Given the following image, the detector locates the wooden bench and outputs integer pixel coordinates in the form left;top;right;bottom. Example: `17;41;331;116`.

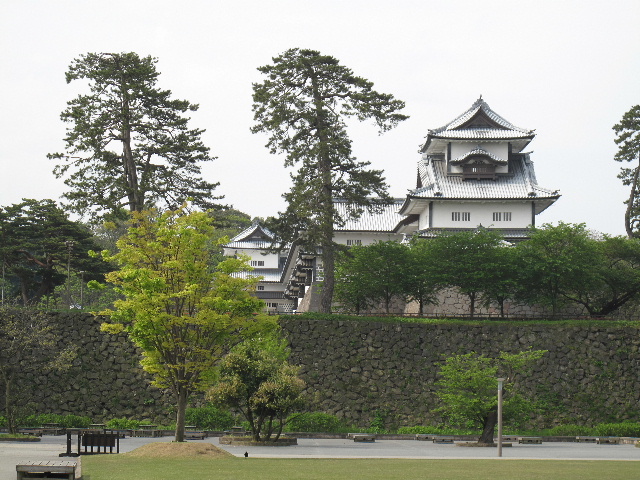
41;423;65;435
16;460;76;480
518;437;542;444
416;434;434;441
81;432;120;454
576;436;598;443
596;437;621;445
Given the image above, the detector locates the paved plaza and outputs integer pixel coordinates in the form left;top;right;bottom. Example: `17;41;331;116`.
1;435;638;479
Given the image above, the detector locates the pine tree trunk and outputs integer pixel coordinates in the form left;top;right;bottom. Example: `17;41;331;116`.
625;161;640;239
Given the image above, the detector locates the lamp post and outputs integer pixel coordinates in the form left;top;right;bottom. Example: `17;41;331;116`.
497;377;505;457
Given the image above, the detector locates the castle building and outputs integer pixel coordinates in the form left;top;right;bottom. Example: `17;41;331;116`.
223;97;559;312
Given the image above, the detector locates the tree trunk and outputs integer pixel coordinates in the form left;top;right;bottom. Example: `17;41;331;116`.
320;241;335;314
625;159;640;239
469;292;476;318
478;409;497;444
174;387;188;442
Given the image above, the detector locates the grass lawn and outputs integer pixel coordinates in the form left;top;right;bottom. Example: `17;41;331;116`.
83;456;640;480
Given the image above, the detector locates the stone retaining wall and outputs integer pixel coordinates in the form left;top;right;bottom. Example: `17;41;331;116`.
3;312;640;430
280;317;640;429
0;312;174;423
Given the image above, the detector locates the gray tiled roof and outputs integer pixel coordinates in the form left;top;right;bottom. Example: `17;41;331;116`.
334;200;405;232
411;155;558;200
417;227;532;239
429;97;533;139
451;147;507;165
225;239;273;249
230;269;283;283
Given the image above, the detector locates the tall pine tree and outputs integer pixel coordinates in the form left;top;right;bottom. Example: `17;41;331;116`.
49;52;221;223
251;49;407;312
613;105;640;238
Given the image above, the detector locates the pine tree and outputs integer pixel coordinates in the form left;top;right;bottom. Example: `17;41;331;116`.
251;48;407;312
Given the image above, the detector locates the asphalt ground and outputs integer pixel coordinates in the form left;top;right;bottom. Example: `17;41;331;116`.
1;435;639;479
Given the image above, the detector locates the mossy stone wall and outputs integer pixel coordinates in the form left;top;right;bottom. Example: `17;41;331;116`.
280;317;640;429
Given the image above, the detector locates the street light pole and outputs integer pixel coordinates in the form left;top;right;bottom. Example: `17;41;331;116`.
497;378;505;457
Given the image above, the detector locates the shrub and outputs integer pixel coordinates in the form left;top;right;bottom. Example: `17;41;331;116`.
594;422;640;437
397;426;476;435
105;418;141;430
19;414;91;428
285;412;347;433
547;424;593;436
184;405;234;430
0;416;6;428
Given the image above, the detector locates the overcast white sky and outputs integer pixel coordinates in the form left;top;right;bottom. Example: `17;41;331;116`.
1;0;639;235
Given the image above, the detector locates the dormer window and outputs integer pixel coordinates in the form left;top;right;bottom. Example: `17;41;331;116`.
462;162;496;180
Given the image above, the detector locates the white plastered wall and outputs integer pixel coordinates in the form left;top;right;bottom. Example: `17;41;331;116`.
432;201;532;229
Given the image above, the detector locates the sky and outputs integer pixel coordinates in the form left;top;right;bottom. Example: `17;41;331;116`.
1;0;639;236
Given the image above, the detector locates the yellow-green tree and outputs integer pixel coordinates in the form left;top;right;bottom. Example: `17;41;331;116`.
100;207;274;441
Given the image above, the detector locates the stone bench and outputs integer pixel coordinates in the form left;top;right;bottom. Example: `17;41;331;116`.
184;430;207;440
416;434;434;441
518;437;542;444
352;434;375;442
576;436;598;443
17;461;76;480
432;436;455;444
596;437;621;445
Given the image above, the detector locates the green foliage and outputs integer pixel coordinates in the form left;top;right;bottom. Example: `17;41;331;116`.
0;199;111;306
184;405;235;430
284;412;346;433
208;335;306;441
435;349;546;442
593;422;640;437
20;414;91;428
426;229;507;317
48;52;220;223
515;224;640;315
99;206;275;441
252;48;407;312
397;426;476;435
335;241;410;313
613;105;640;238
105;418;141;430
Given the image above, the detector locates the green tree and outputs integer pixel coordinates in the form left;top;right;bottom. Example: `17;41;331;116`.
208;336;305;442
613;105;640;238
0;199;110;306
427;229;506;317
435;349;546;444
251;48;408;313
334;241;409;314
555;235;640;316
48;52;221;223
100;207;275;442
515;223;601;315
0;309;76;433
405;239;440;315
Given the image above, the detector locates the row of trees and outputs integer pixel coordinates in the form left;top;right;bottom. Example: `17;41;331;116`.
335;224;640;317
